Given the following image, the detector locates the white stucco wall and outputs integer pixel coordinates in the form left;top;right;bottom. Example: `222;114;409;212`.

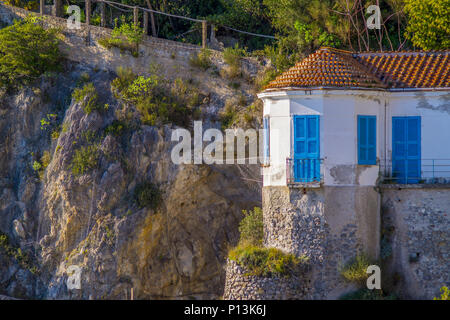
387;91;450;181
259;89;450;187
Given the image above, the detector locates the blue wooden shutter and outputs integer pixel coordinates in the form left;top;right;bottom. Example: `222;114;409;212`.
406;117;420;183
392;117;407;183
358;115;376;165
263;117;270;165
294;115;320;182
392;116;421;184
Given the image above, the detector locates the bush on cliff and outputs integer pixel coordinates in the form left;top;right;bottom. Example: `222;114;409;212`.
111;66;202;127
70;144;100;176
238;207;263;246
134;182;162;210
228;207;308;277
98;16;144;57
339;254;373;284
189;48;212;70
229;245;308;278
72;82;106;115
0;231;39;274
0;15;62;90
434;286;450;300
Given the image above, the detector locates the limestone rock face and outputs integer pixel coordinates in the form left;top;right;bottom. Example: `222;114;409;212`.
0;63;261;299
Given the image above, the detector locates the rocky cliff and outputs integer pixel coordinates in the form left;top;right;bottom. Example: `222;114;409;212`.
0;58;262;299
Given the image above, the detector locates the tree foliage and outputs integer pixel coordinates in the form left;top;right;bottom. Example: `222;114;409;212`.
0;16;62;90
404;0;450;50
238;207;264;246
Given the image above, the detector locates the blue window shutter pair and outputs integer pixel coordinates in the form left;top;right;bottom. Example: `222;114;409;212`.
293;115;320;182
358;115;376;165
263;117;270;165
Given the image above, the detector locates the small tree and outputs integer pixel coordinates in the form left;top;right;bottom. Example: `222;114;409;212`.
238;207;264;246
98;16;144;57
0;15;62;90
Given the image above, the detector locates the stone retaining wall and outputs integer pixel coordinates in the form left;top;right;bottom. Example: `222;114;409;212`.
262;186;379;299
380;186;450;299
223;260;311;300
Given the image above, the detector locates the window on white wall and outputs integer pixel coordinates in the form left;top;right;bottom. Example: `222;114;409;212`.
263;116;270;165
357;115;377;165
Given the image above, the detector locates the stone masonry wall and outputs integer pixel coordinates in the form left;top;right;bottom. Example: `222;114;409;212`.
380;186;450;299
262;186;379;299
223;260;311;300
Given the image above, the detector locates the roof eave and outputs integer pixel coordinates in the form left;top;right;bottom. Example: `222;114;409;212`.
257;86;450;98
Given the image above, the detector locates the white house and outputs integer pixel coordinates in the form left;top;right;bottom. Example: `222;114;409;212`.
258;47;450;187
256;47;449;299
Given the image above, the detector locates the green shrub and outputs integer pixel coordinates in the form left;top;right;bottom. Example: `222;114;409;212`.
98;16;144;57
434;286;450;300
340;254;373;284
219;99;239;130
254;67;279;91
111;66;137;99
219;98;262;130
0;231;38;273
72;82;104;115
32;150;51;180
0;15;62;90
134;182;162;210
229;244;308;278
111;67;202;127
3;0;38;10
105;120;127;137
70;145;99;176
40;113;57;130
339;288;397;300
238;207;263;246
79;72;90;83
222;44;246;79
189;48;212;70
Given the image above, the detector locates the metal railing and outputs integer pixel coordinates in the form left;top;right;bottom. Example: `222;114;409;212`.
286;158;323;184
380;159;450;184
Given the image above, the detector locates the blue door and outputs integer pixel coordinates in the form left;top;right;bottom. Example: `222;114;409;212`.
293;115;320;182
392;117;421;184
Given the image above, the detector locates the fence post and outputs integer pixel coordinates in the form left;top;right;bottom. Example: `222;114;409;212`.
210;24;216;43
143;12;148;35
100;2;106;27
85;0;91;25
202;20;207;49
149;11;157;37
134;6;139;27
40;0;44;15
54;0;62;17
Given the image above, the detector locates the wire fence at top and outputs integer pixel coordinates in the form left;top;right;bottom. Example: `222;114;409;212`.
31;0;276;49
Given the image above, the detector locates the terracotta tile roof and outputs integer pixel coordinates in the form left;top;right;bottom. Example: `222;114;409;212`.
265;47;450;90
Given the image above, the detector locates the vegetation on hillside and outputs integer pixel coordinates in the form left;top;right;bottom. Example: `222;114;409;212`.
134;182;162;210
98;16;145;57
339;254;374;285
0;16;62;90
111;66;202;127
0;231;39;274
434;286;450;300
3;1;448;88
